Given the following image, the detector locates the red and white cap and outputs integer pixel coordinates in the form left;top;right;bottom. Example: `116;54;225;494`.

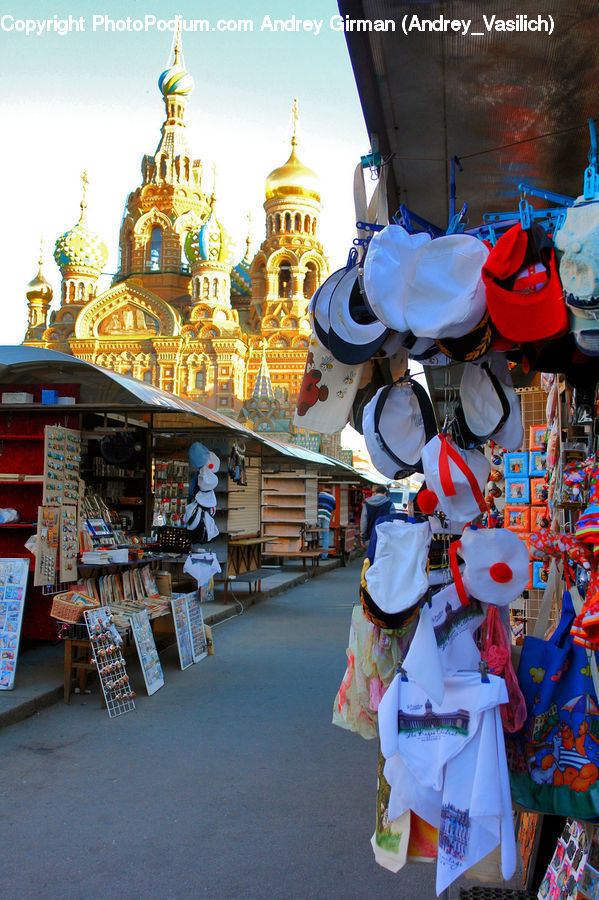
460;525;529;606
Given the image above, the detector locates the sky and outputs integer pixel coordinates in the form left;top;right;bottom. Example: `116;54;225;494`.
1;0;371;347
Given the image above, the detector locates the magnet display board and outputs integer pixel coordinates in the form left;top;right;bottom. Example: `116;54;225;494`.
129;610;164;696
0;558;28;690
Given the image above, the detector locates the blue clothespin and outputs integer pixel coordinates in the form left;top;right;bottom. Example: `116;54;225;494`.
397;664;409;682
479;660;490;684
447;203;468;235
519;196;532;230
584;118;599;200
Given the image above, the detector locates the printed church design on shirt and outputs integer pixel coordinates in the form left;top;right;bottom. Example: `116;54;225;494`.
433;599;483;649
398;700;470;736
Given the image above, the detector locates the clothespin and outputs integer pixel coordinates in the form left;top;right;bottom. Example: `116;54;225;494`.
398;664;409;682
447;202;468;235
479;660;490;684
584;118;599;200
519;195;532;230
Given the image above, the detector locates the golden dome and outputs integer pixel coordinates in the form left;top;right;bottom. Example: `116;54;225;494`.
26;245;53;303
265;145;320;202
265;100;320;202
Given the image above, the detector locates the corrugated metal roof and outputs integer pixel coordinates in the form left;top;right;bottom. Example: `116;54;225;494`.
339;0;599;229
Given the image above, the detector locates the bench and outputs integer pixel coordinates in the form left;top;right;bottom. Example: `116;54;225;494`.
266;549;325;568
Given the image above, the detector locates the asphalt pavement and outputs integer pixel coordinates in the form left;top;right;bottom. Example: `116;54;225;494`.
0;560;499;899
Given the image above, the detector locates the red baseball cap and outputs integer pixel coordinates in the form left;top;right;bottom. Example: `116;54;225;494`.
482;224;568;343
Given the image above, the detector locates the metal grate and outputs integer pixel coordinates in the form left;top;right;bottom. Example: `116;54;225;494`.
516;387;546;452
460;890;537;899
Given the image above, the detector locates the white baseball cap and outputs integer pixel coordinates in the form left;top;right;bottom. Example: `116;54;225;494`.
327;266;390;364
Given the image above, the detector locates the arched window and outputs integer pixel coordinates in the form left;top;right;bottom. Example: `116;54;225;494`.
311;218;317;236
203;278;210;299
143;370;152;383
68;283;75;302
195;370;205;390
294;213;301;231
77;283;84;301
212;278;218;298
284;212;291;232
303;262;317;299
278;261;292;298
149;227;162;271
61;283;67;302
304;214;310;233
275;213;282;233
160;157;167;179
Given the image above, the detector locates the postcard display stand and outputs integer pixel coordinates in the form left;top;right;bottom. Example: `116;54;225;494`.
129;609;164;696
84;606;135;718
0;558;29;689
171;594;208;670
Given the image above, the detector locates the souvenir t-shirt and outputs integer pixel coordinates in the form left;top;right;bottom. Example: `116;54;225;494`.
403;583;484;704
365;518;431;615
183;552;221;588
436;705;516;895
378;671;507;791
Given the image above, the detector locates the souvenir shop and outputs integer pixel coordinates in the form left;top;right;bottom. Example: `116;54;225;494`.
0;347;365;713
290;91;599;894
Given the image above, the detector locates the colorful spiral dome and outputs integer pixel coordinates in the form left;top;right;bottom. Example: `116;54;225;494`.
54;219;109;276
231;256;252;297
185;211;232;265
158;63;194;97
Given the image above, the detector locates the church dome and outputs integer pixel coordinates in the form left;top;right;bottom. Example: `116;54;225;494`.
265;145;320;202
54;218;109;276
158;63;194;97
26;266;53;303
231;256;252;297
185;210;232;265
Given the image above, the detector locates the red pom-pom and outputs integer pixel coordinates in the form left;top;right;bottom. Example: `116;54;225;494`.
490;562;512;583
416;489;438;515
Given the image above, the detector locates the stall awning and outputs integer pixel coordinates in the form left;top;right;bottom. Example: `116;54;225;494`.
0;346;261;439
339;0;599;230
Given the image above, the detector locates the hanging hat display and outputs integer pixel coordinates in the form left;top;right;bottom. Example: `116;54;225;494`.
421;434;490;527
453;361;511;449
362;223;431;333
459;525;530;606
189;441;211;469
327;266;390;364
308;268;346;349
362;378;437;480
482;223;568;343
364;518;432;617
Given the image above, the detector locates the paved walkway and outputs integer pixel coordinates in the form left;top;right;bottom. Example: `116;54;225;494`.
0;558;343;729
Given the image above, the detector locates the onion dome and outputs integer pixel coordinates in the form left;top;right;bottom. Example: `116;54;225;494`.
265;145;320;202
231;224;252;296
158;63;194;97
185;210;232;265
26;251;53;304
265;100;320;202
54;219;109;276
54;173;108;276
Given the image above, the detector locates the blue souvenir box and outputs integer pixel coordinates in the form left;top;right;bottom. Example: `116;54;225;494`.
532;560;550;589
529;450;548;477
503;452;528;477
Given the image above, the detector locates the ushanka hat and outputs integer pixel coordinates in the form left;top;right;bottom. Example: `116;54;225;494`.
482;223;568;343
327;266;390;364
455;525;530;607
308;268;345;349
362;377;437;480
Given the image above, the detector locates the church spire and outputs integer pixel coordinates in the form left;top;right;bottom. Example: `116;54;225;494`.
252;341;275;400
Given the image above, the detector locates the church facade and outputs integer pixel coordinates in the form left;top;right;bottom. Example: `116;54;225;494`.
23;38;333;443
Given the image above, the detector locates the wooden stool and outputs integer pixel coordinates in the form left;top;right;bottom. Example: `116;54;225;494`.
63;638;97;703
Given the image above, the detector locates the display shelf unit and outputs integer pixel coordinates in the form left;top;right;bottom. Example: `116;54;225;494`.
262;472;318;553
